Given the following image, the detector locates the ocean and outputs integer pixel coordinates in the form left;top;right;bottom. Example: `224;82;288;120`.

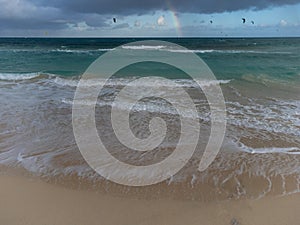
0;38;299;200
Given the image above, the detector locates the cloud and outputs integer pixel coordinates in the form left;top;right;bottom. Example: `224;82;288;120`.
0;0;61;21
67;21;94;31
0;0;299;36
0;0;108;32
279;19;288;26
112;23;130;29
134;20;141;27
157;15;166;26
36;0;300;15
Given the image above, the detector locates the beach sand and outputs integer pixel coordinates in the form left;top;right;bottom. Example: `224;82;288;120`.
1;174;300;225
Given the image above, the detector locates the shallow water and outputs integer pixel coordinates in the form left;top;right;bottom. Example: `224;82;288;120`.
0;38;299;200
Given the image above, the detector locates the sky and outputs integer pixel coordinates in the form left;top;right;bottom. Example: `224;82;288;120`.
0;0;299;37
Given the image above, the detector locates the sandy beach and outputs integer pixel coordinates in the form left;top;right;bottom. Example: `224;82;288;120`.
0;38;299;225
1;174;300;225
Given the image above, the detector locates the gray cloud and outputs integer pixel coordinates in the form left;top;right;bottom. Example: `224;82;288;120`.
34;0;300;14
0;0;108;32
0;0;299;35
112;23;130;29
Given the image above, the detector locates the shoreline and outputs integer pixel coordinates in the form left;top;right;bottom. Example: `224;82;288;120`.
0;37;299;225
1;173;300;225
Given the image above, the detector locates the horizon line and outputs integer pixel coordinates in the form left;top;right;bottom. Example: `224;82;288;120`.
0;36;299;38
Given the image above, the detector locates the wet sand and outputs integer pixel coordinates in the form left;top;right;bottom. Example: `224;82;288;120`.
1;174;300;225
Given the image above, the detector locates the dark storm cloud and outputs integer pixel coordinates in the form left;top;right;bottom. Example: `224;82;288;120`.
0;18;67;30
0;0;107;31
34;0;300;14
0;0;299;35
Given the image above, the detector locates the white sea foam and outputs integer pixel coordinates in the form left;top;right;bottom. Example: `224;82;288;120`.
167;49;292;54
53;76;79;87
239;143;300;155
0;48;113;54
53;48;114;53
120;45;292;54
227;100;300;136
0;46;292;55
53;76;231;88
53;49;88;53
166;49;215;53
122;45;166;50
0;72;41;81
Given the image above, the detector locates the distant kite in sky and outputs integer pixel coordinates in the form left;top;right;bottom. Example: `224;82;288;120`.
210;20;213;24
251;21;255;24
113;18;117;23
242;18;246;23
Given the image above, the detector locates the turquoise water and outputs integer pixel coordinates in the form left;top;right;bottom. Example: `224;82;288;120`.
0;38;299;199
0;38;299;79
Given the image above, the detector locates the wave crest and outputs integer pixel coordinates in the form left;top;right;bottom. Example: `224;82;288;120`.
0;72;41;81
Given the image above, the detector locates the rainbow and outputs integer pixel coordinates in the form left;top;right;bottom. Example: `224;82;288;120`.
166;0;182;37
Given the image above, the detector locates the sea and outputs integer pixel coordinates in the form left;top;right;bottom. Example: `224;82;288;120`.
0;38;299;200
